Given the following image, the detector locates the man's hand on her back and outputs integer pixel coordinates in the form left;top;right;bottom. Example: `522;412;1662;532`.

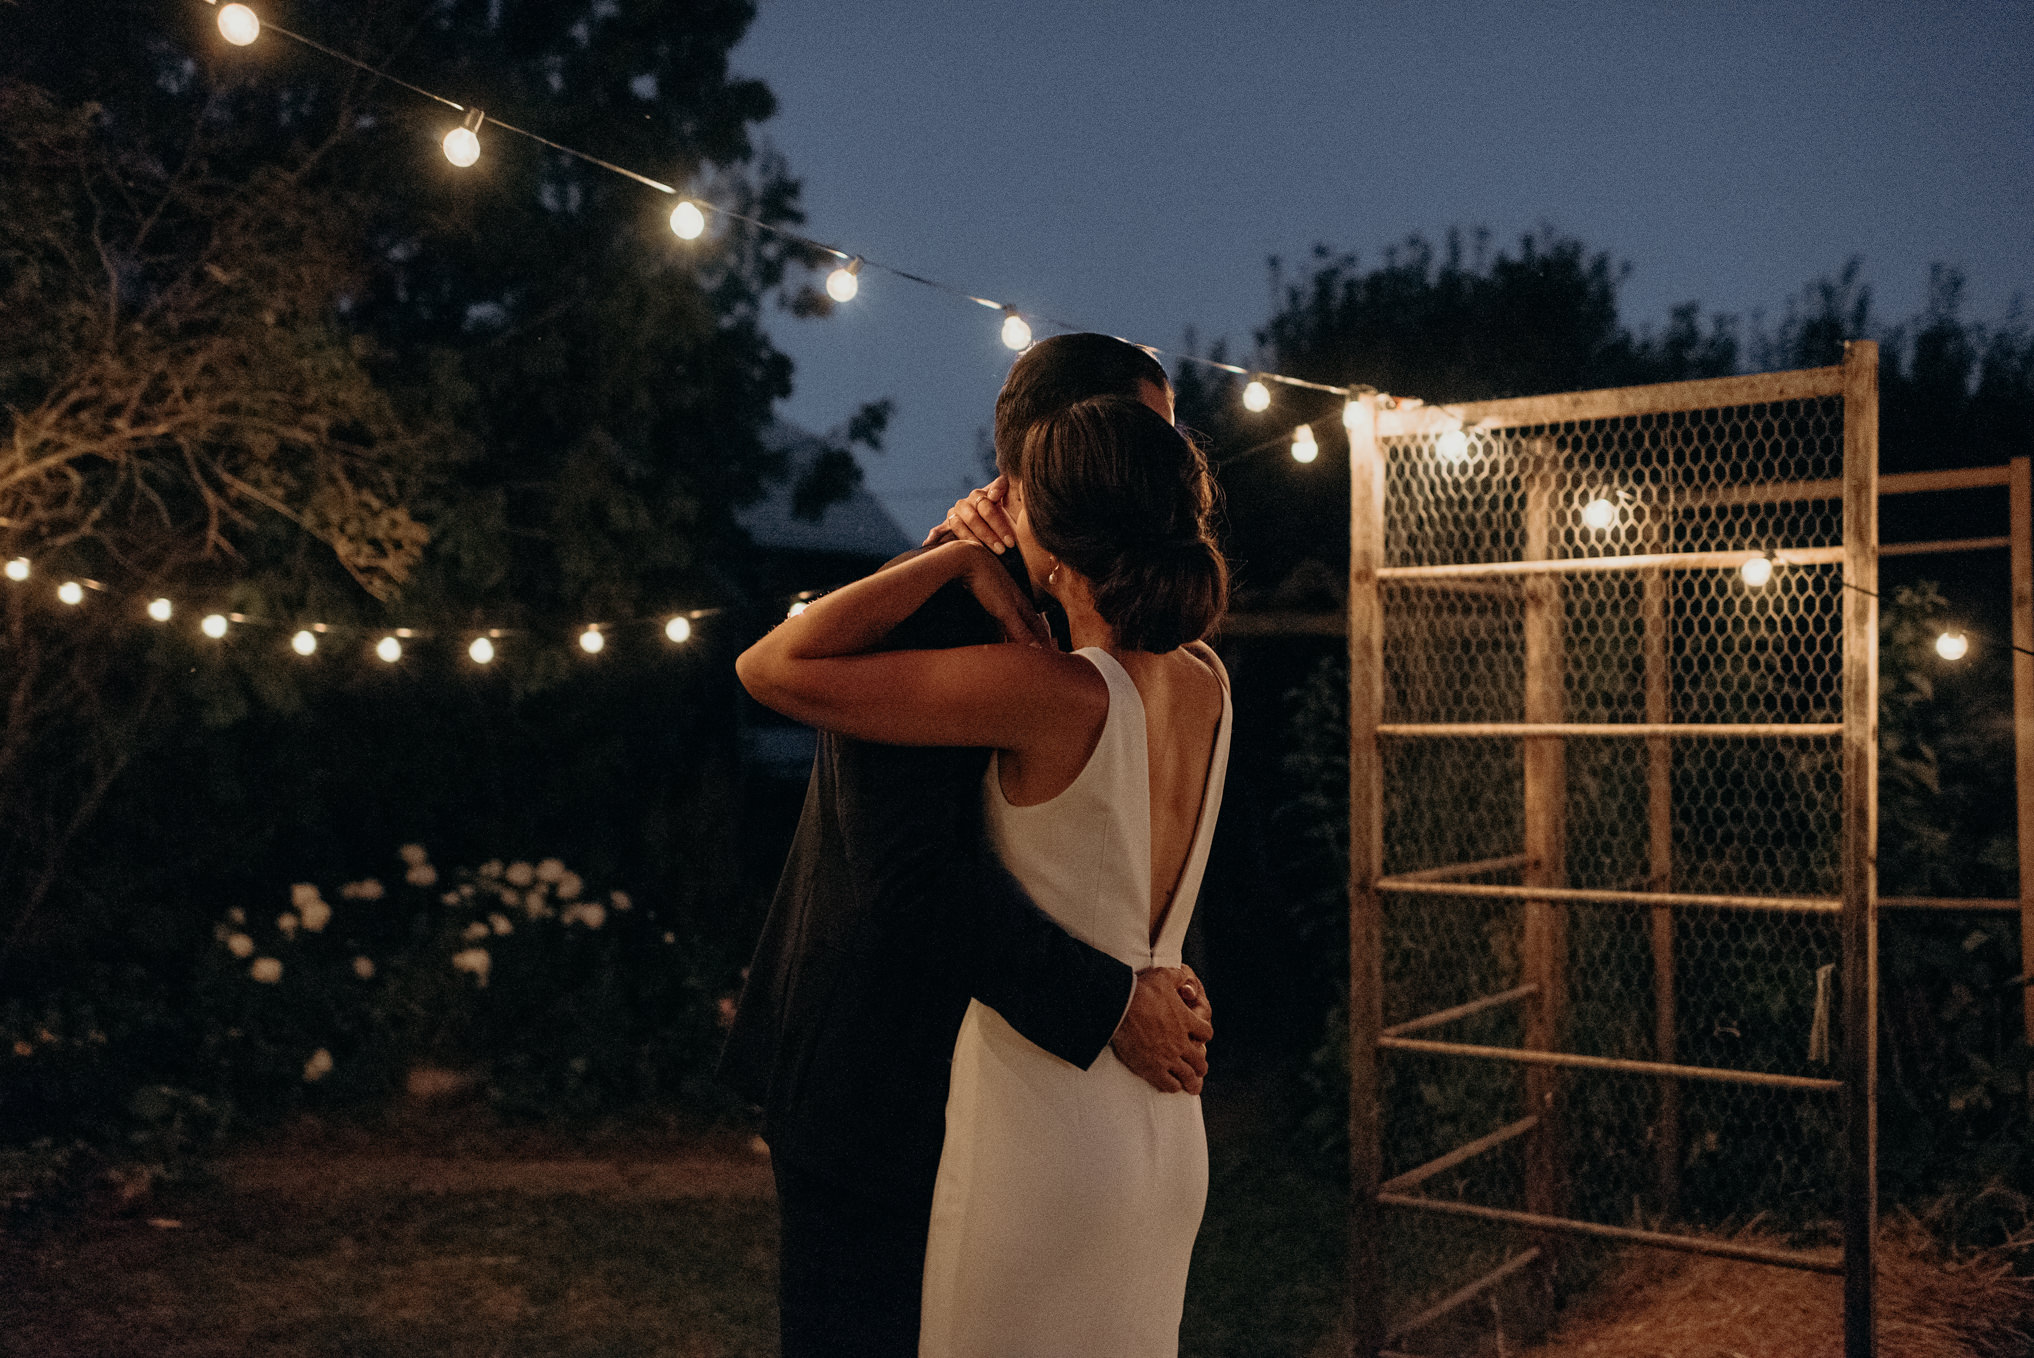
1110;964;1213;1095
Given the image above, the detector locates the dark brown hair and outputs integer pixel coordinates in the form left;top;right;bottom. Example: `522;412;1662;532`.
994;333;1171;480
1019;396;1227;653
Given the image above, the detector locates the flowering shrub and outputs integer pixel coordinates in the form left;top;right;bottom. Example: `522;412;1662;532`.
186;846;726;1120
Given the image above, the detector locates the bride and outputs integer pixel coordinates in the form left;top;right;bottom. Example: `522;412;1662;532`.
737;393;1232;1356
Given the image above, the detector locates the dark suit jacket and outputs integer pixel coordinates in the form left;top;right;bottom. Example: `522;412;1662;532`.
718;574;1134;1210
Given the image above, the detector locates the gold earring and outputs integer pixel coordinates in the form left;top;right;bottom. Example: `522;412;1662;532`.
1047;559;1060;589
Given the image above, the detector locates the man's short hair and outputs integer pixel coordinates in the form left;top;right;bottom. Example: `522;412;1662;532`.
994;333;1170;482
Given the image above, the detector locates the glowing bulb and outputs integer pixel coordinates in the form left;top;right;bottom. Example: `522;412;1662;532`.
56;581;84;606
217;3;260;46
664;615;692;644
1740;554;1774;589
1581;497;1618;530
787;600;809;618
442;126;480;168
1001;312;1032;351
292;629;317;656
1935;631;1969;661
1290;425;1318;463
469;636;495;665
202;613;229;639
147;598;173;622
4;557;27;581
376;635;402;663
826;258;861;303
1437;429;1470;463
1242;379;1271;413
579;627;605;654
669;200;705;239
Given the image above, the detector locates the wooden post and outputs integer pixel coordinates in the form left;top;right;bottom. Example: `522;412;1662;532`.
1840;340;1880;1358
1643;559;1681;1218
2009;456;2033;1053
1347;396;1388;1358
1522;438;1570;1318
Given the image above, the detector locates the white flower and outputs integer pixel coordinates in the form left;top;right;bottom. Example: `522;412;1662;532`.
488;913;512;936
462;921;490;941
398;843;429;867
451;947;491;986
535;858;566;883
478;860;503;879
505;861;535;888
441;891;462;906
226;932;255;959
276;913;299;939
340;878;385;901
298;898;331;933
302;1048;333;1082
290;884;321;909
661;931;676;945
352;956;376;980
250;957;283;984
609;891;632;912
556;872;582;901
458;883;476;900
575;903;607;930
405;863;439;887
227;907;246;924
524;890;552;920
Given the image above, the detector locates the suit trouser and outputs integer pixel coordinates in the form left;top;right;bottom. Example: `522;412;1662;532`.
773;1154;930;1358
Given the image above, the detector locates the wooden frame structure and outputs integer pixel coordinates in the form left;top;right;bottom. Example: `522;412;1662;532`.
1346;346;1914;1358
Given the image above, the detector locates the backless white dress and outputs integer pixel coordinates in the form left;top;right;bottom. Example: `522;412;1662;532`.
919;645;1233;1358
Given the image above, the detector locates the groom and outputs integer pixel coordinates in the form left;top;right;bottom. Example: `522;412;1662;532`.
720;334;1213;1358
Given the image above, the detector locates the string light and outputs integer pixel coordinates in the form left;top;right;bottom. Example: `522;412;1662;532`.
57;581;84;606
1343;401;1363;430
442;108;483;168
376;636;402;663
787;600;809;618
1290;425;1318;463
1740;553;1774;589
292;629;318;655
826;257;862;303
1000;311;1032;352
4;557;27;581
148;598;174;621
202;614;230;639
1242;379;1271;413
468;636;495;664
578;626;605;654
669;200;706;240
216;2;260;46
1581;497;1618;531
1935;631;1969;661
664;615;692;644
1436;428;1470;463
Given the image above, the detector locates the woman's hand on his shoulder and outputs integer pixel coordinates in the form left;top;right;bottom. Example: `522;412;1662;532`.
922;476;1018;553
943;538;1052;647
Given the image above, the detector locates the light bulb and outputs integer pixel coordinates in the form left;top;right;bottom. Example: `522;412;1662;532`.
292;629;317;656
579;627;605;654
1242;379;1271;413
147;598;173;622
669;200;705;239
1437;429;1470;463
442;126;480;168
1343;400;1362;430
1001;312;1032;351
664;615;692;644
4;557;27;581
1740;554;1774;589
217;3;261;46
56;581;84;606
826;258;861;303
1935;631;1969;661
787;600;809;618
376;635;402;663
202;613;229;639
1290;425;1318;463
469;636;495;665
1581;497;1618;530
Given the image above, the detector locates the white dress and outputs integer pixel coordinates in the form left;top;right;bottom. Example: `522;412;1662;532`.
919;645;1234;1358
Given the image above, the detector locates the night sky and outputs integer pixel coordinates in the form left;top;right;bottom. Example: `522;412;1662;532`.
731;0;2034;535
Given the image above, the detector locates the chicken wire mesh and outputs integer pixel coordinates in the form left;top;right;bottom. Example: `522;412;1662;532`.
1366;387;1861;1345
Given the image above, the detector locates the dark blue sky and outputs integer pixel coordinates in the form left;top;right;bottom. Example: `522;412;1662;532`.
732;1;2033;535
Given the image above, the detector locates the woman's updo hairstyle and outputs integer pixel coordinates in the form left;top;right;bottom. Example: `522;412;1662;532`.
1019;395;1227;653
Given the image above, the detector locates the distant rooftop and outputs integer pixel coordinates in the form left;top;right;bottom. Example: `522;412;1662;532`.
739;420;913;560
